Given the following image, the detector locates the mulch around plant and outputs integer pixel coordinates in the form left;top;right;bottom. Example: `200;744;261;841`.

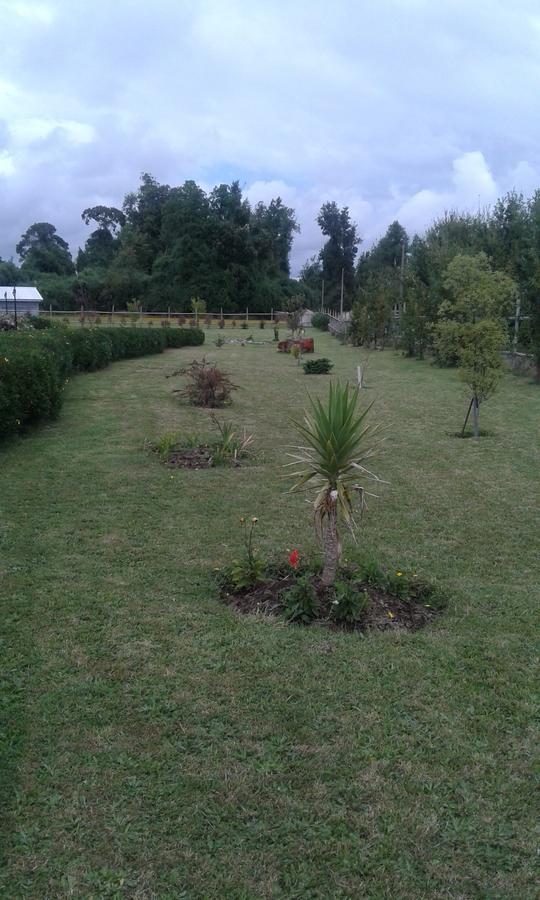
166;447;246;469
167;447;214;468
220;573;437;633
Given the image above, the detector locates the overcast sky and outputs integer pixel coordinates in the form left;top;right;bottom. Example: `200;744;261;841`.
1;0;539;274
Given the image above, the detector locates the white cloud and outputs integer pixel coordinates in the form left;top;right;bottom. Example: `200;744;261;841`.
0;151;16;176
10;118;95;145
10;1;56;24
0;0;540;274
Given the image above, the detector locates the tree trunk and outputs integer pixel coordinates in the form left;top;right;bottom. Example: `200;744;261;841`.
321;505;339;587
472;395;480;438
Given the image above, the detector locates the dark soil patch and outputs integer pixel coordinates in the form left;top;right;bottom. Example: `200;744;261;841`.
167;447;214;469
220;573;438;633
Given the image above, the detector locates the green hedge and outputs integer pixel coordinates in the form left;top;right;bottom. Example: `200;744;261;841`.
0;325;204;439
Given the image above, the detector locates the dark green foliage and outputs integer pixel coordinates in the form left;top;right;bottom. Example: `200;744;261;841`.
303;357;333;374
0;327;204;439
329;581;369;624
281;575;319;623
0;330;71;436
317;202;360;311
311;312;330;330
16;222;75;276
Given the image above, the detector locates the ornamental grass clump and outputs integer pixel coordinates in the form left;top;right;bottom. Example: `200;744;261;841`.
286;382;383;587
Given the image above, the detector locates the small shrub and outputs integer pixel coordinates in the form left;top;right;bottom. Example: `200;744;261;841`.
177;316;186;326
329;582;369;625
27;315;55;330
151;431;182;459
231;319;237;328
204;314;212;327
303;357;333;375
240;321;248;329
172;357;237;407
273;326;279;342
228;517;266;589
218;318;225;329
281;575;319;623
210;414;254;464
259;320;265;329
161;319;171;328
358;560;386;586
312;312;330;330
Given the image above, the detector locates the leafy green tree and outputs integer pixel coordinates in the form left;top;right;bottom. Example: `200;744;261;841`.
458;320;505;437
440;252;516;324
16;223;75;276
78;206;126;271
298;255;323;307
286;383;381;587
351;270;395;347
400;273;431;359
284;294;305;336
317;202;360;310
0;257;21;284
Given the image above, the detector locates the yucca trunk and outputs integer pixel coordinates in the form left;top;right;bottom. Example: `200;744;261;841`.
321;502;339;587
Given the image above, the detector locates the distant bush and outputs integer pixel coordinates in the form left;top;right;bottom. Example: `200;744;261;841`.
303;357;333;374
311;312;330;330
0;326;205;441
26;315;55;330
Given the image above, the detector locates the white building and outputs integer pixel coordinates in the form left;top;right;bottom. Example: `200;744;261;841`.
0;286;43;317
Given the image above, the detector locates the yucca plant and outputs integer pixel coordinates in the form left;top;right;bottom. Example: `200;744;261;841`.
286;383;383;587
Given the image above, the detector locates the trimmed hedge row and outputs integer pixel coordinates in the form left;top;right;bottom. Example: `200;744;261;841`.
0;325;204;439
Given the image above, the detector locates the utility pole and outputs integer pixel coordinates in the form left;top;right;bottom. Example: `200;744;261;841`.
399;238;405;311
3;291;7;316
12;286;17;329
340;268;344;318
321;279;324;312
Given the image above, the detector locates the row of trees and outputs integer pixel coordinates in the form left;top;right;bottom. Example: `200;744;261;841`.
0;175;302;313
312;192;539;380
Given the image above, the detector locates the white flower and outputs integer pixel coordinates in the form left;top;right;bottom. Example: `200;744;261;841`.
330;489;338;501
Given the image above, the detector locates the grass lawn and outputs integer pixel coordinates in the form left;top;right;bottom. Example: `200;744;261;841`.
1;329;538;898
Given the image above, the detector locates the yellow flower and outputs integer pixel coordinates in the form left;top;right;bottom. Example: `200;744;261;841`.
388;611;395;619
396;571;403;577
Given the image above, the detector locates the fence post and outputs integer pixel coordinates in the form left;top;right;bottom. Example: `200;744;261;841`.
168;306;171;320
246;307;249;324
49;304;52;319
110;304;114;324
270;307;274;323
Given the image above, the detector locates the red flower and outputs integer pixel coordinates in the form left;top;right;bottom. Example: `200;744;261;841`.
289;549;299;568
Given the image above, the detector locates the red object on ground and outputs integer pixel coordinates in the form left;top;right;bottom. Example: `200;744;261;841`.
289;549;299;568
277;338;314;353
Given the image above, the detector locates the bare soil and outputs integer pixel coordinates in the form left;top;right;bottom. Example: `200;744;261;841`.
220;573;438;632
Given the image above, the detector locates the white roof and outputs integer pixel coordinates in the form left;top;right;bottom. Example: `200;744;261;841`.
0;286;43;301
